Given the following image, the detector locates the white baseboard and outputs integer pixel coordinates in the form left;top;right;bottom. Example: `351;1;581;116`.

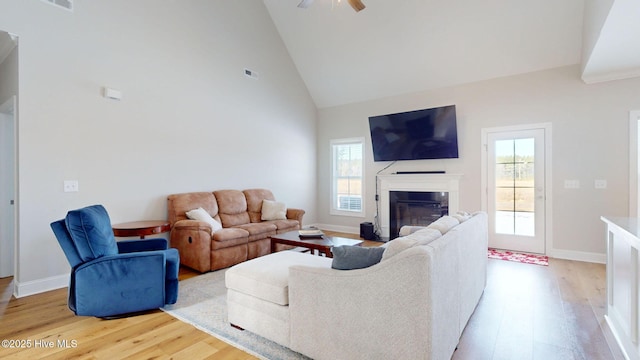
14;274;68;298
312;223;360;235
549;248;606;264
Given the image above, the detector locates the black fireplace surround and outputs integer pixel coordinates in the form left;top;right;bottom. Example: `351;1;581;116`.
389;191;449;240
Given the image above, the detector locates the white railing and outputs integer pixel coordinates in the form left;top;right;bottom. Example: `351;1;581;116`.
602;216;640;360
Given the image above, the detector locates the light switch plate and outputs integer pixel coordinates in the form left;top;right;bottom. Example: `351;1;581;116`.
64;180;79;192
595;180;607;189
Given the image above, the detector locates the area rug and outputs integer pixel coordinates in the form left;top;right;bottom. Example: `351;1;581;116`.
487;248;549;266
161;269;310;360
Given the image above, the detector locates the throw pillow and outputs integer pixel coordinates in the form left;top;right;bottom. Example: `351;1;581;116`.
413;228;444;245
186;207;223;234
381;237;420;261
452;211;472;223
331;245;385;270
381;228;442;261
398;225;426;237
426;215;460;234
261;200;287;221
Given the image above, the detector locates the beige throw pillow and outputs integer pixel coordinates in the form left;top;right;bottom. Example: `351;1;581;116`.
452;211;472;223
426;215;460;234
186;207;223;234
381;228;442;261
261;200;287;221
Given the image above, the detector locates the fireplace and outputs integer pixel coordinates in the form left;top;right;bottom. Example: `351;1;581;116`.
378;173;461;239
389;191;448;239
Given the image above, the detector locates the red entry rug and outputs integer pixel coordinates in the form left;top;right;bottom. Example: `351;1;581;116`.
487;248;549;266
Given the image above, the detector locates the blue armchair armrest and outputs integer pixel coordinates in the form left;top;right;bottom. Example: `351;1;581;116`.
115;240;180;305
72;251;167;317
163;248;180;304
117;238;168;253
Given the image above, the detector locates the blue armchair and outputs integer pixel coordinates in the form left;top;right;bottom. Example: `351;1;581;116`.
50;204;179;318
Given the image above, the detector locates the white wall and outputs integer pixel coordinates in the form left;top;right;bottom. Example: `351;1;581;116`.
581;0;614;73
317;65;640;261
0;0;317;295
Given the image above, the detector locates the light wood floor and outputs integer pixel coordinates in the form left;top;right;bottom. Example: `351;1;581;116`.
0;232;625;360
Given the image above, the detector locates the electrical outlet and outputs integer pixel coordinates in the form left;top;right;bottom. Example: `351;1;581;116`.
564;180;580;189
595;180;607;189
64;180;79;192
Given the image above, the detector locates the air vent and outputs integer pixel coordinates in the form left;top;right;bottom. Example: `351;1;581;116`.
244;68;259;80
41;0;73;12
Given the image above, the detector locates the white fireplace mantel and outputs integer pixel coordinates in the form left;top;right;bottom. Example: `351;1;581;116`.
378;173;462;238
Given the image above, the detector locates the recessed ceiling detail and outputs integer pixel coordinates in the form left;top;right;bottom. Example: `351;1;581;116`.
297;0;365;13
41;0;73;12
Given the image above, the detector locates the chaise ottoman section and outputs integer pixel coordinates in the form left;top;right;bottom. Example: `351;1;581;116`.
225;250;331;346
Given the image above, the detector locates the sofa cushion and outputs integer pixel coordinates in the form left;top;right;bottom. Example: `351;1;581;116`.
243;189;276;223
234;222;278;241
167;192;219;224
381;228;442;261
261;200;287;221
426;216;460;234
214;190;251;227
262;219;300;232
65;204;118;262
225;251;331;306
186;207;223;234
399;225;426;237
212;227;250;243
331;246;385;270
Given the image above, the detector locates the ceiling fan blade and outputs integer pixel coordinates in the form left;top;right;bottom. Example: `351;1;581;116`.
298;0;314;9
347;0;365;12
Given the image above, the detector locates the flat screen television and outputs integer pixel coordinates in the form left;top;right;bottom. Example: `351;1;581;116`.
368;105;459;161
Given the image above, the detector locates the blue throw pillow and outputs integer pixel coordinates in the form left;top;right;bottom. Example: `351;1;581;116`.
331;246;385;270
65;204;118;261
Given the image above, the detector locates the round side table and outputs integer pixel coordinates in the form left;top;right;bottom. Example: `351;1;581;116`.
112;220;171;239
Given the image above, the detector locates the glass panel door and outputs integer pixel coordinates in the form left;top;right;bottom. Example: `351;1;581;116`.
494;138;535;236
488;129;545;254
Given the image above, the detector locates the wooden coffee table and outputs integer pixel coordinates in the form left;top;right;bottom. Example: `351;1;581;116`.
270;230;363;258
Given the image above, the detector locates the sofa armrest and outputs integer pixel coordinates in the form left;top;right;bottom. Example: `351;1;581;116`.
286;208;305;226
169;219;214;273
288;249;434;360
172;219;213;233
110;245;179;304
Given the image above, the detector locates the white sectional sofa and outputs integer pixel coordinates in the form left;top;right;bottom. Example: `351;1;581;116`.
225;211;488;360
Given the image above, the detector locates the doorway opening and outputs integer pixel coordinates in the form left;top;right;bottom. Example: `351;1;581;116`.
629;111;640;217
0;96;16;279
0;30;18;280
481;123;552;254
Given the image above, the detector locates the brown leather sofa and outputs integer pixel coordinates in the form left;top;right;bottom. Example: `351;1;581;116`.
167;189;305;272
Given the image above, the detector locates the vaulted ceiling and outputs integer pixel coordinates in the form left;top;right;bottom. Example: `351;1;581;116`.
1;1;637;109
263;0;640;108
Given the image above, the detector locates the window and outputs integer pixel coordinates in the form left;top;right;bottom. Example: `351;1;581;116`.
331;138;364;216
